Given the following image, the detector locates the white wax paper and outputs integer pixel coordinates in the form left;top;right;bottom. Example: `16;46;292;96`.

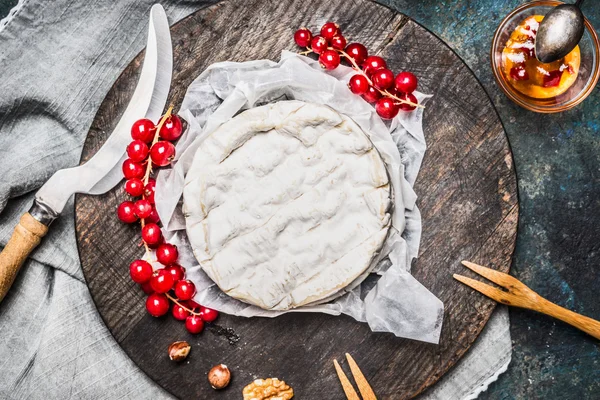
154;51;444;344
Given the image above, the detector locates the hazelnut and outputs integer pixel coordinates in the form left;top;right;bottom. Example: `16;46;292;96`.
208;364;231;389
168;341;191;362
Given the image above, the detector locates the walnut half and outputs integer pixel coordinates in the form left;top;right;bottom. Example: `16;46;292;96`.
242;378;294;400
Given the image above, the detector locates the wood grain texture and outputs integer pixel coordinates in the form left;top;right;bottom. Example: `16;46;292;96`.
334;359;361;400
345;353;378;400
74;0;518;399
0;213;48;303
456;261;600;340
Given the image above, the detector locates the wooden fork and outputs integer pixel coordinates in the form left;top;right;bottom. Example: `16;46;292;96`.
455;261;600;340
333;353;377;400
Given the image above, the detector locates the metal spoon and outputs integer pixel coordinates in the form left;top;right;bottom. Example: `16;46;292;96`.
535;0;585;63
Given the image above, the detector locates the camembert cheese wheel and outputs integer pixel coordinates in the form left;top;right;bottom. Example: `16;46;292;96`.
183;101;391;310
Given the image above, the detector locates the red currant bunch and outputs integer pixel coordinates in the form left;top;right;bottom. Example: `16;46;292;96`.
118;110;181;226
117;109;220;334
293;22;421;119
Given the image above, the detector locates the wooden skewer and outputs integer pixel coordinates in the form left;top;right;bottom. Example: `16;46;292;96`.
455;260;600;340
345;354;377;400
333;359;361;400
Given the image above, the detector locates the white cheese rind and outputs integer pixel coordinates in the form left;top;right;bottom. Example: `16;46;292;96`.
184;101;391;310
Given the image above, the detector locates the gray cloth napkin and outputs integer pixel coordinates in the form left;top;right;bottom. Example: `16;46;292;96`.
0;1;510;398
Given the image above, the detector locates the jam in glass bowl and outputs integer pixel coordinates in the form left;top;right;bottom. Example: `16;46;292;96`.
491;1;599;113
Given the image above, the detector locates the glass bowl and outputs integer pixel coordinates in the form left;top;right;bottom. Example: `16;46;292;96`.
491;0;599;113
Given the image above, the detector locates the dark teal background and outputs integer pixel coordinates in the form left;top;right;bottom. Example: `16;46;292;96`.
376;1;599;399
1;1;598;398
0;0;16;19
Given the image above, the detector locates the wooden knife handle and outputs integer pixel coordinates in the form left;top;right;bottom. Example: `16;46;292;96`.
0;213;49;303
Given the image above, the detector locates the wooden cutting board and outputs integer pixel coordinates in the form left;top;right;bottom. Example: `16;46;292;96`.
75;0;518;398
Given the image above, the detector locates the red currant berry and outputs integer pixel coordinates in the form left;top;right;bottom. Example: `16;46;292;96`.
117;201;138;223
159;114;183;141
122;159;145;180
129;259;153;283
399;92;418;111
172;303;190;320
542;70;562;87
146;293;169;317
200;306;219;323
386;86;401;98
148;239;163;249
150;141;175;167
330;35;346;50
510;65;529;81
125;178;144;197
348;74;370;95
294;28;313;47
141;223;162;246
150;268;175;293
310;35;328;54
519;45;535;58
166;264;186;282
156;243;179;266
320;22;340;40
146;208;160;224
144;178;156;203
126;140;149;163
185;314;204;334
319;49;341;70
345;43;368;66
371;68;395;90
133;199;152;219
140;281;154;295
375;97;400;120
131;119;156;143
185;300;201;310
362;56;387;77
362;86;382;103
395;71;418;93
174;280;196;301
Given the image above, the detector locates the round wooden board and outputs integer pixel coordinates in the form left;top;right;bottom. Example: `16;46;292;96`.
75;0;519;398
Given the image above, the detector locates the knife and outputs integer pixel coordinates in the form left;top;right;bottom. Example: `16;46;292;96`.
0;4;173;303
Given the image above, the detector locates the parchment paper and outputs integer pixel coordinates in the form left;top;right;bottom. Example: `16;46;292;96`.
154;51;444;344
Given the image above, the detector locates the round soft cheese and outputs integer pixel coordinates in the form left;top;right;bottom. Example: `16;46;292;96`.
183;101;391;310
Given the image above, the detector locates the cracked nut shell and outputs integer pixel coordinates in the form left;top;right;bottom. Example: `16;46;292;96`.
168;341;191;362
208;364;231;389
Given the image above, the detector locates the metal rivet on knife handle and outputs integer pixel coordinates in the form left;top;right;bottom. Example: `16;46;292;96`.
0;213;49;303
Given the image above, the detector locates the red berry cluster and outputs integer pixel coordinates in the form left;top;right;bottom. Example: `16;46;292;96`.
118;107;219;334
294;22;421;120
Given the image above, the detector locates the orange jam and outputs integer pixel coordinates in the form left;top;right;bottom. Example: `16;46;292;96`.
502;15;580;99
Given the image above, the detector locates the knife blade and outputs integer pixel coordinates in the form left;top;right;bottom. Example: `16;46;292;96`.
0;4;173;303
36;4;173;215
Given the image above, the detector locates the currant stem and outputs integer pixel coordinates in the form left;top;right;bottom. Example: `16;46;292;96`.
301;47;423;109
142;105;174;188
339;48;423;109
140;105;174;254
165;292;201;316
337;49;367;78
